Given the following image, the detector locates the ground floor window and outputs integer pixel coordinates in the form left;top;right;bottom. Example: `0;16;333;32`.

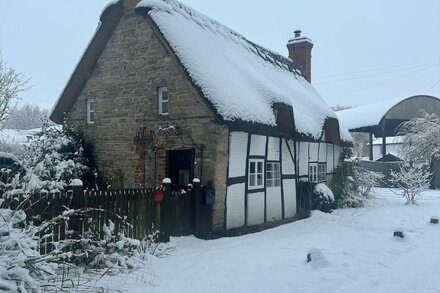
266;162;281;187
318;163;326;182
309;162;327;183
249;159;264;189
309;163;317;182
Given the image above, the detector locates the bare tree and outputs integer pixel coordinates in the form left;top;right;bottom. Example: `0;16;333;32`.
398;109;440;163
4;104;49;129
0;55;29;129
390;165;431;204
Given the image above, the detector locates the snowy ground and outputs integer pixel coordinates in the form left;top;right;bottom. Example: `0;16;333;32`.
97;188;440;293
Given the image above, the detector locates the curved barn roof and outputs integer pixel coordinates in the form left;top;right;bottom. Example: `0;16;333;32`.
337;95;440;134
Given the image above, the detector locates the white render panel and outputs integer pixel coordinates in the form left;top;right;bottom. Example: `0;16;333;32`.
282;139;295;175
267;137;280;161
309;142;319;162
266;186;282;221
318;143;327;162
249;134;266;156
334;145;341;167
298;142;309;176
327;144;334;173
226;183;246;229
228;132;248;178
247;192;265;226
334;145;343;168
283;179;297;218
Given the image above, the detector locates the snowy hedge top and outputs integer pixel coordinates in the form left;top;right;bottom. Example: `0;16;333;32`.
0;128;41;145
371;136;404;145
137;0;337;139
337;96;412;131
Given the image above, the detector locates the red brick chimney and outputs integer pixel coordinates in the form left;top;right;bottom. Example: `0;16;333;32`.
287;30;314;83
123;0;141;16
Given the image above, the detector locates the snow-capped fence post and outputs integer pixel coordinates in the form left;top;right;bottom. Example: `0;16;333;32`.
159;178;171;242
69;179;84;238
192;178;202;238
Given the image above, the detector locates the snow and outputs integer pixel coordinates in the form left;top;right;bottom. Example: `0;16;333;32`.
314;182;334;200
287;35;314;45
98;188;440;292
0;151;19;162
192;178;200;183
337;96;414;130
338;119;353;142
0;128;40;145
137;0;339;139
371;136;404;145
70;178;83;186
162;178;171;184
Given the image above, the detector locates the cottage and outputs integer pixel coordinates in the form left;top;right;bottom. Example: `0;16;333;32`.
50;0;351;232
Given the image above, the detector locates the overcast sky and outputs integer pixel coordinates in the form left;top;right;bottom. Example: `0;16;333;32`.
1;0;439;111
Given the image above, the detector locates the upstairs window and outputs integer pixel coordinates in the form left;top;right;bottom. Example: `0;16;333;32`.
87;98;95;124
158;87;169;115
266;162;281;187
249;159;264;189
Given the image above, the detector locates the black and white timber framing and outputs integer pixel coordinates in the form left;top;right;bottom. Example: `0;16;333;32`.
225;131;342;230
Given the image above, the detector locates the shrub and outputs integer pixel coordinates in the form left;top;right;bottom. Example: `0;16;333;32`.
313;183;334;212
330;160;363;208
390;164;431;204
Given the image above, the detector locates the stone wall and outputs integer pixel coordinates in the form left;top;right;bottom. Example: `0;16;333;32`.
68;14;228;231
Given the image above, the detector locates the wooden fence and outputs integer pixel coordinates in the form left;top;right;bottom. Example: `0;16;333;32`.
10;182;205;254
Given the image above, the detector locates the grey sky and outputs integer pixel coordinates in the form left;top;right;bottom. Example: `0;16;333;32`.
1;0;439;111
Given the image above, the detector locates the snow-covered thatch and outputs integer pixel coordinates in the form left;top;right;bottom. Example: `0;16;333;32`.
137;0;338;139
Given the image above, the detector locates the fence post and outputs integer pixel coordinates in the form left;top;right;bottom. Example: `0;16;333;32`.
159;178;171;243
192;178;202;238
70;179;84;238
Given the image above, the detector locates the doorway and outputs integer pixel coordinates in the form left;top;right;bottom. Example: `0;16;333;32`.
167;149;195;190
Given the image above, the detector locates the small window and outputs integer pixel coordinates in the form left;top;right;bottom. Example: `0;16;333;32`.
318;163;326;182
309;163;317;183
249;159;264;189
158;87;169;115
309;162;326;183
87;98;95;124
266;162;281;187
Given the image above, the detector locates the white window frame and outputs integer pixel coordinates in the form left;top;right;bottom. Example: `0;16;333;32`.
248;158;264;189
309;163;318;183
266;162;281;187
158;87;169;116
318;162;327;182
86;98;95;124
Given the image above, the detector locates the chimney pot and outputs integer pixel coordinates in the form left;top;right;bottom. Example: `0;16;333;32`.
294;30;302;38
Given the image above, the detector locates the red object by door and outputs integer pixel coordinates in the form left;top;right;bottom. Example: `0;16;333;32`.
153;189;164;203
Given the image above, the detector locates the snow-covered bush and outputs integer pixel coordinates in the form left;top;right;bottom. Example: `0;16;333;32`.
313;183;334;212
0;208;56;292
330;159;364;208
397;110;440;163
3;120;87;198
353;165;384;198
390;165;431;204
54;219;145;272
